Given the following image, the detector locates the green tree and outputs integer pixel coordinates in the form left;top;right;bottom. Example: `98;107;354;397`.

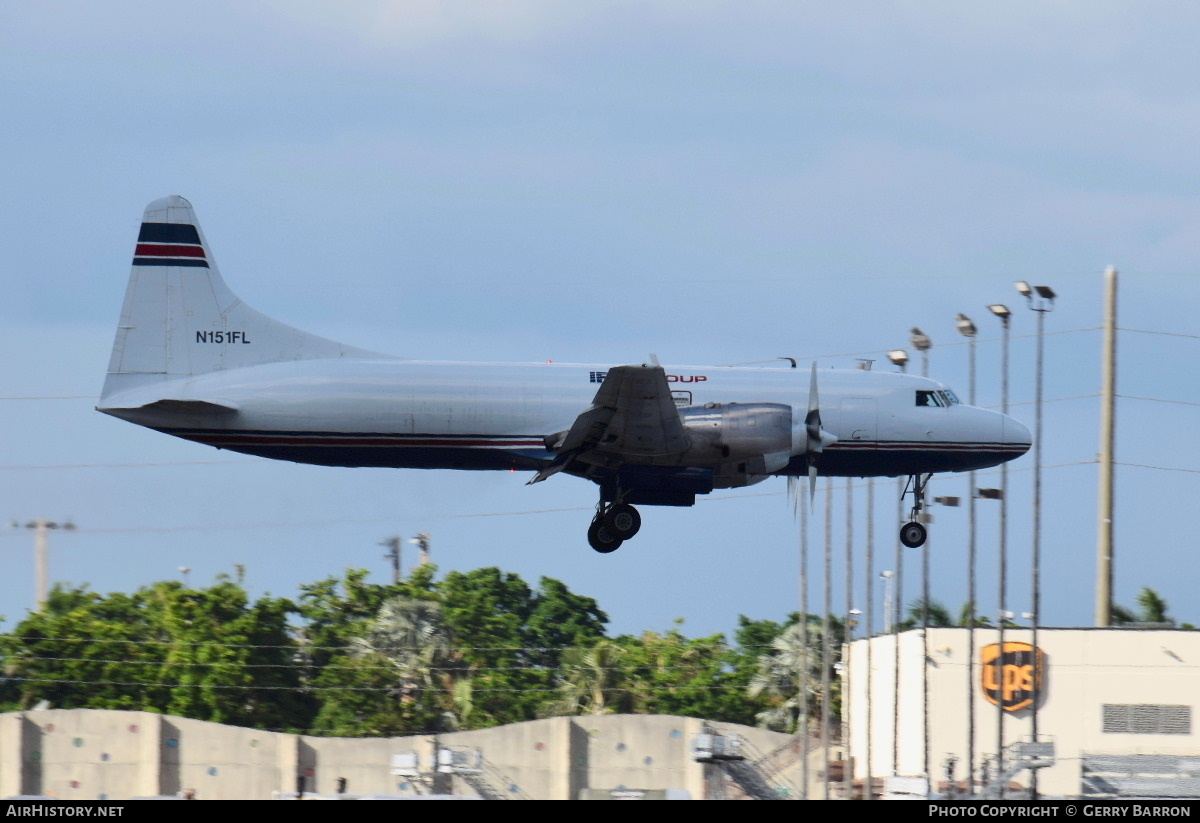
0;578;303;729
747;616;832;732
539;640;632;717
898;596;954;629
958;600;992;627
301;566;607;732
310;595;462;737
439;568;608;726
1112;586;1175;626
619;622;735;719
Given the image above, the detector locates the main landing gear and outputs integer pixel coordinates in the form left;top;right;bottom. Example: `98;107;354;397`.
899;472;932;548
587;498;642;553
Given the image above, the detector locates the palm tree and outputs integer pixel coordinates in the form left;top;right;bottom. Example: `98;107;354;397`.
350;597;460;704
539;640;631;717
897;596;954;630
1112;586;1174;627
748;619;829;732
957;600;992;627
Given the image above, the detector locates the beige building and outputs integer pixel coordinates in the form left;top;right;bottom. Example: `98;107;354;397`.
0;710;813;800
844;627;1200;798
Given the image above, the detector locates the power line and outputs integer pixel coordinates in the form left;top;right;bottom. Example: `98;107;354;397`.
2;655;756;676
1120;327;1200;341
720;326;1104;366
0;635;728;653
0;395;95;401
0;675;750;694
1115;461;1200;476
0;459;256;471
0;458;1112;538
1116;394;1200;408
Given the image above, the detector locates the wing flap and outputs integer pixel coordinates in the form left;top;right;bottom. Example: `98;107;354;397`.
599;365;688;456
532;364;686;486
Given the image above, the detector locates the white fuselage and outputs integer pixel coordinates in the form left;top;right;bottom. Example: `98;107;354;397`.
100;359;1030;481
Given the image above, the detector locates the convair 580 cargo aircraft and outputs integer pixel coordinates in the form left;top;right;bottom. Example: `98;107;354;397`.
98;196;1031;553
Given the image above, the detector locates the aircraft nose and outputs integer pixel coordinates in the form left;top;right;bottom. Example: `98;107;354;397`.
1003;415;1032;454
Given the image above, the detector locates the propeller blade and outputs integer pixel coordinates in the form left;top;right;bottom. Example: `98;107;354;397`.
805;362;822;450
805;362;821;508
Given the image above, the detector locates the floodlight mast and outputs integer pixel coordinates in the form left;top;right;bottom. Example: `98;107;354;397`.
986;301;1011;798
1017;280;1056;802
957;311;978;793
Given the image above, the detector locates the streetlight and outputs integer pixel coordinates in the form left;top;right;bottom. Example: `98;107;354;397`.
956;311;979;793
12;519;75;610
845;605;862;801
987;302;1012;797
1016;281;1055;801
179;566;191;588
887;350;909;373
908;325;933;783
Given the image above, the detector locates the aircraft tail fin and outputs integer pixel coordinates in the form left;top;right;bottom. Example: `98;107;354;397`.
102;196;388;400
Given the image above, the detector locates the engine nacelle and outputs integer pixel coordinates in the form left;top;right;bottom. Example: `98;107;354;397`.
677;402;795;470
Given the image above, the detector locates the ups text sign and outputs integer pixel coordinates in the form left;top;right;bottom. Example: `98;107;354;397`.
980;642;1046;712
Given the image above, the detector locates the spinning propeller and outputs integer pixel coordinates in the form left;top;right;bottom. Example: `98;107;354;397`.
802;362;837;506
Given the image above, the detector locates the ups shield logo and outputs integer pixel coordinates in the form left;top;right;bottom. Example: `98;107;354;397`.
981;642;1045;712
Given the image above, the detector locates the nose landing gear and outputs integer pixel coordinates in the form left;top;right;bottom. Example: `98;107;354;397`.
587;496;643;553
899;472;932;548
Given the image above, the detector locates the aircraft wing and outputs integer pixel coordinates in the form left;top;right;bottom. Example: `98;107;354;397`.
530;364;688;484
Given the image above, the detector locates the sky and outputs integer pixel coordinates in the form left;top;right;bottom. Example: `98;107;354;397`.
2;1;1199;641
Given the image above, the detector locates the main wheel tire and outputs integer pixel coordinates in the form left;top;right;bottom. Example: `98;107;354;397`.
900;521;927;548
587;519;623;553
604;503;641;540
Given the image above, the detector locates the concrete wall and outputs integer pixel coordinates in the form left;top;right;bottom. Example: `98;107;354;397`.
846;627;1200;798
0;710;799;800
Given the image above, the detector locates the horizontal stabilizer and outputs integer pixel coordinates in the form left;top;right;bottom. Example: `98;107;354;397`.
100;397;239;415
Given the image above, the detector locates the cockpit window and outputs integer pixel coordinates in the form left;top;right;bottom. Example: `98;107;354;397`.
916;389;960;407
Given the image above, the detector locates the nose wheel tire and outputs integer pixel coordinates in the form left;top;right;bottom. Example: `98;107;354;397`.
588;518;623;553
604;503;641;540
900;521;927;548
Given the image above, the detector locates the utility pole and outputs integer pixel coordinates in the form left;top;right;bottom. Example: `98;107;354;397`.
1096;267;1118;626
13;519;75;610
411;533;431;567
380;535;402;583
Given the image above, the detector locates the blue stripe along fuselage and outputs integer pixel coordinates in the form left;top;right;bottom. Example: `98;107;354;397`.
154;426;1026;476
155;427;552;470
